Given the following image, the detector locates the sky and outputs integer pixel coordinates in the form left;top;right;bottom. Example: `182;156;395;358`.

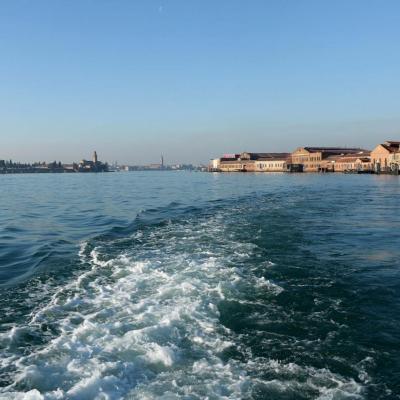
1;0;400;164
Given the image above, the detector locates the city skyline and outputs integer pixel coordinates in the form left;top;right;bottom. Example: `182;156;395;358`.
1;1;400;163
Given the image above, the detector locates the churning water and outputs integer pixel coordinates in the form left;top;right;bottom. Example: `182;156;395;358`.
0;172;399;399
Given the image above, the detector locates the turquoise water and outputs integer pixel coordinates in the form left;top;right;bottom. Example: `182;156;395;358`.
0;172;399;399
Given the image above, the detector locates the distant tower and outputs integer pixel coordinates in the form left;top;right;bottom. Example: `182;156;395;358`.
93;151;98;164
161;154;164;169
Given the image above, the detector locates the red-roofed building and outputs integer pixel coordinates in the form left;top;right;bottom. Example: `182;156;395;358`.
290;147;369;172
371;141;400;173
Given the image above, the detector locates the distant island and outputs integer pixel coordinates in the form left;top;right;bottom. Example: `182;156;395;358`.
0;151;108;174
0;152;208;174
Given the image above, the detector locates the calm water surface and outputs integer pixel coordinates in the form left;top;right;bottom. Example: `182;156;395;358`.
0;172;399;399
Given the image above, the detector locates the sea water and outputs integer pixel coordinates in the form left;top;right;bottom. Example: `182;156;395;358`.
0;172;399;399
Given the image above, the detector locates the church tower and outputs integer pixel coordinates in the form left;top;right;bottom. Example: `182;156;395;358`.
93;151;98;164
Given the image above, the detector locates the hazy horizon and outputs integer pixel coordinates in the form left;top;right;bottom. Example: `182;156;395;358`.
1;0;400;164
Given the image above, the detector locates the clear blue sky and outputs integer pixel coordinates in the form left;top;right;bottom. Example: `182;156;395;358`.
1;0;399;164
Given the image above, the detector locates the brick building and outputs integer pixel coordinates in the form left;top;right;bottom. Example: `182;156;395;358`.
370;141;400;173
290;147;369;172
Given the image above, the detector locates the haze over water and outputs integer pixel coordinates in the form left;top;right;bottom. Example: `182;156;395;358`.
0;172;399;399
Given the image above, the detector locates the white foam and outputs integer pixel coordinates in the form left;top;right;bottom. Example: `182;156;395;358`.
254;276;284;294
144;343;176;367
0;215;365;399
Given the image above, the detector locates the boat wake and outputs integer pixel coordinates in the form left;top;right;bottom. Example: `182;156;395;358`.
0;204;365;399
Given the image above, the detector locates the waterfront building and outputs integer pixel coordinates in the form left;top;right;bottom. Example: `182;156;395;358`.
370;141;400;173
219;160;256;172
217;154;253;172
388;151;400;174
255;154;289;172
333;155;372;173
317;153;371;173
213;154;241;172
214;152;289;172
209;158;221;171
231;152;258;172
318;155;342;172
239;152;288;161
290;147;369;172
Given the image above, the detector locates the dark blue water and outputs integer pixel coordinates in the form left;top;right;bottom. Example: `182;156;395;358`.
0;172;399;399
